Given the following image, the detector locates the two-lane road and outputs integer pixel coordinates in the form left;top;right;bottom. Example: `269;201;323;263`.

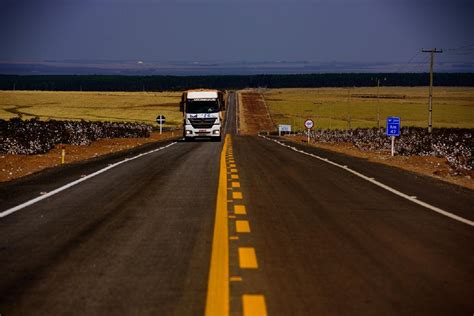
1;92;473;315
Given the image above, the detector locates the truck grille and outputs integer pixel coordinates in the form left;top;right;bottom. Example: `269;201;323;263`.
189;117;216;128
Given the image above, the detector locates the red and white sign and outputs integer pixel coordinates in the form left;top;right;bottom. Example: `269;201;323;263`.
304;119;314;129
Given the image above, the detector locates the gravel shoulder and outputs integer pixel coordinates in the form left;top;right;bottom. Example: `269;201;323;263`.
0;131;178;182
283;135;473;190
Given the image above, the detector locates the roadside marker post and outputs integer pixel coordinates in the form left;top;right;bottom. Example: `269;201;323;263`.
156;115;166;134
386;116;401;156
61;146;65;164
304;119;314;143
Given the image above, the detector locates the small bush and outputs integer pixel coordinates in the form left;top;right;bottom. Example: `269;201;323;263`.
310;127;473;174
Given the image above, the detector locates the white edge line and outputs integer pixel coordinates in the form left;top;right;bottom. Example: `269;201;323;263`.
260;135;474;227
0;142;177;218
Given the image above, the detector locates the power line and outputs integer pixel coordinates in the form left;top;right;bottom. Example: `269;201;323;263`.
447;48;474;56
446;43;474;52
410;53;431;73
396;51;422;72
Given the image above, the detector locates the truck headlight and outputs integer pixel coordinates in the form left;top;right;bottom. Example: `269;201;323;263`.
186;130;193;135
213;130;220;135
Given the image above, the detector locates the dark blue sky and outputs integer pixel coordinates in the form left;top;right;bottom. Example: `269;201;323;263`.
1;0;473;64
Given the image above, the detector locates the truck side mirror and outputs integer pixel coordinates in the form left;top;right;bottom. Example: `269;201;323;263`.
179;101;184;112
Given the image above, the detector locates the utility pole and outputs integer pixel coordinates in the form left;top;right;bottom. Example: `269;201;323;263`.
376;78;380;129
422;48;443;133
374;77;386;129
347;88;352;129
329;103;332;130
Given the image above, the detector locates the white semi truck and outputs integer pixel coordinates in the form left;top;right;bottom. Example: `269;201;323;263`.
180;90;225;141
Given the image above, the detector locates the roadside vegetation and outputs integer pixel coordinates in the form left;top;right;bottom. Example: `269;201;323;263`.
0;118;152;155
309;127;472;175
0;90;182;128
260;87;473;182
264;87;474;130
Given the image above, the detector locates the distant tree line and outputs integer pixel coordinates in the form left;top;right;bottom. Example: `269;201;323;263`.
0;73;473;91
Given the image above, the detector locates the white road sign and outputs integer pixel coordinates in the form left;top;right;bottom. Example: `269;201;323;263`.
156;115;166;124
279;124;291;132
304;119;314;129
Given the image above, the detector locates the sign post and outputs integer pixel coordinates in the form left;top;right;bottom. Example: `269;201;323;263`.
386;116;400;156
156;115;166;134
304;119;314;143
278;124;291;136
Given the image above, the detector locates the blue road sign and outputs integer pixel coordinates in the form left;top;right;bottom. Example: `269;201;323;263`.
386;116;400;136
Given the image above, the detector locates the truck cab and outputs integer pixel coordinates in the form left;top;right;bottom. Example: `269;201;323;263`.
180;90;225;141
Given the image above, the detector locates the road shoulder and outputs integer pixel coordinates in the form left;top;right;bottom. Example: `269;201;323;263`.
0;137;179;212
281;135;473;190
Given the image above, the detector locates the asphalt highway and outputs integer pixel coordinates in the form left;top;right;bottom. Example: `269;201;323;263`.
1;92;473;315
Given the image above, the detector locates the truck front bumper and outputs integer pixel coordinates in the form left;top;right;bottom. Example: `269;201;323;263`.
185;125;221;138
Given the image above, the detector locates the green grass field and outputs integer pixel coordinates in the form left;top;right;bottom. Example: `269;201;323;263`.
264;87;474;130
0;90;183;127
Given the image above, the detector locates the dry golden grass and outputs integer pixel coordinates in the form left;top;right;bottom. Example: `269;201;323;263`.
264;87;474;130
0;90;182;127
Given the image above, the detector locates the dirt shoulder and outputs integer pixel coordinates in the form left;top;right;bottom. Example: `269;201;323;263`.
283;135;473;190
238;90;275;134
0;131;179;182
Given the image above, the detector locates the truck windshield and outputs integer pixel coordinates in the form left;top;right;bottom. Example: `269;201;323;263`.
186;100;219;113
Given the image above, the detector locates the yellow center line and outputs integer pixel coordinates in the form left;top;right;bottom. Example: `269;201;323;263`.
232;192;243;199
238;247;258;269
234;205;247;215
230;276;243;282
205;134;230;316
242;295;267;316
236;220;251;233
208;135;266;316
